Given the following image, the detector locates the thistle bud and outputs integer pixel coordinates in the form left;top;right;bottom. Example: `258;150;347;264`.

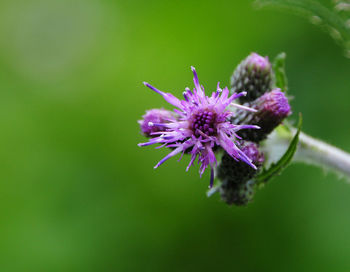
220;179;255;206
218;143;264;206
138;109;175;137
231;52;272;103
236;89;291;142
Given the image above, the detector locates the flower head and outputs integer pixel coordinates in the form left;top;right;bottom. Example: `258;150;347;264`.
258;89;291;118
138;67;259;187
218;142;265;206
231;52;272;103
139;109;175;137
218;142;265;189
235;88;291;142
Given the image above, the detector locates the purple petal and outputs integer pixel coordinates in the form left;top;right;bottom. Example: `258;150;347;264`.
209;168;214;188
191;66;200;91
230;103;257;112
154;146;184;168
143;82;182;109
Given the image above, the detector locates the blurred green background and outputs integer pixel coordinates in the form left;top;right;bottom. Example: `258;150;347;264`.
0;0;349;271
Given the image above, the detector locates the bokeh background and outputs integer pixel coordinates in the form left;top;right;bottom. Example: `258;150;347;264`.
0;0;349;271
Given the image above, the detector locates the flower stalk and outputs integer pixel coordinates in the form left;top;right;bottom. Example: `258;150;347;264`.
295;130;350;178
264;127;350;180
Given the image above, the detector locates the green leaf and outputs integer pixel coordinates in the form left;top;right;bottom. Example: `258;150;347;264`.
256;114;302;184
254;0;350;58
273;52;288;92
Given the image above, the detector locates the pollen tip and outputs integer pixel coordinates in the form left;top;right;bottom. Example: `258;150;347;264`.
191;66;195;71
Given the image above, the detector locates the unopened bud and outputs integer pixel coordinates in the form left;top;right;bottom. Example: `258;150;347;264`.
231;53;273;103
218;143;264;206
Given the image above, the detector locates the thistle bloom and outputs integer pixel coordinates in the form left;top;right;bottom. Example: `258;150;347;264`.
236;89;291;142
139;109;175;137
138;67;260;187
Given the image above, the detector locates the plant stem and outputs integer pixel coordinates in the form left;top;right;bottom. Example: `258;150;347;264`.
293;130;350;178
263;127;350;180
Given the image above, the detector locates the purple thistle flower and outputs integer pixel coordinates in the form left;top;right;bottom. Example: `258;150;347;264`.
235;89;291;142
138;67;260;187
138;109;176;137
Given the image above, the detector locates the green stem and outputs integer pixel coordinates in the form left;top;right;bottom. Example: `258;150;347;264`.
294;130;350;177
264;127;350;179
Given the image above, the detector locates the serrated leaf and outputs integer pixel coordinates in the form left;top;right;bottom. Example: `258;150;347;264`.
273;52;288;92
256;114;302;184
254;0;350;58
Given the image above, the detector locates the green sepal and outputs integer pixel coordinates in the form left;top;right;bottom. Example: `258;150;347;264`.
273;52;288;93
255;113;302;184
